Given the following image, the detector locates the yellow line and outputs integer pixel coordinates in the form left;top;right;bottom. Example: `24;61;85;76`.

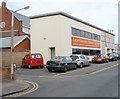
10;80;39;97
19;80;39;96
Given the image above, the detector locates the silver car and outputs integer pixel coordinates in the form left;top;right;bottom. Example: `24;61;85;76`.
70;54;90;68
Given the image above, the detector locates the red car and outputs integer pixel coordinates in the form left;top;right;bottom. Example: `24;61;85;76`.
92;54;109;63
22;53;44;69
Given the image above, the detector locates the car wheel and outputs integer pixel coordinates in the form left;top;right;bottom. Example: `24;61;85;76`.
48;69;52;72
88;62;91;66
40;66;44;68
64;66;67;72
80;63;83;68
74;65;77;69
21;65;24;68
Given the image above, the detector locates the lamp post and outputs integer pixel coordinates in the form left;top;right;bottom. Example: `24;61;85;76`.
10;6;29;80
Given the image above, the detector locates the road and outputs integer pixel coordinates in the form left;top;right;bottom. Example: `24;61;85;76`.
16;61;118;97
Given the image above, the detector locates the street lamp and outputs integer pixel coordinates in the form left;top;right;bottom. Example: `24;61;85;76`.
11;6;29;80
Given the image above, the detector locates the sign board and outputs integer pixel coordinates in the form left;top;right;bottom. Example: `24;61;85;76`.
72;36;100;48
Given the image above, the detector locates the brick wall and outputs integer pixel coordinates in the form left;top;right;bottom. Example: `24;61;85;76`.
2;49;30;67
1;49;30;81
15;38;30;51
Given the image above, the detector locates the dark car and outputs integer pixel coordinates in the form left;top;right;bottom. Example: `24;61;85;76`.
107;53;118;61
46;56;77;72
22;53;44;69
92;54;109;63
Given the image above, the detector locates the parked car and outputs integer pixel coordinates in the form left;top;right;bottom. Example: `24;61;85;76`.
114;52;120;59
46;56;77;72
107;53;118;61
21;53;44;69
117;52;120;59
70;54;90;68
92;54;109;63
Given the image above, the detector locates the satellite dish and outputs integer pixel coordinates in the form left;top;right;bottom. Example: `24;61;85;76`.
0;22;6;28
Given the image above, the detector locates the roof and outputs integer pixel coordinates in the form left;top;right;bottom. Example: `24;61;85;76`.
0;35;30;48
30;12;115;36
14;12;30;28
10;10;30;29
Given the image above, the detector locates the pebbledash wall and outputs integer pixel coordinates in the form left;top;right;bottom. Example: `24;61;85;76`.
30;12;115;63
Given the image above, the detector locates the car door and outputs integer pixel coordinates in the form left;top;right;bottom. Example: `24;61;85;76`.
65;57;74;69
80;55;88;65
83;55;89;65
23;55;29;66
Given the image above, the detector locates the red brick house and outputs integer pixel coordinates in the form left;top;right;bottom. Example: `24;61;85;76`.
0;2;30;81
0;2;30;38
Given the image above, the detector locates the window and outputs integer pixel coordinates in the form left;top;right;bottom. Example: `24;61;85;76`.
96;50;100;54
88;33;92;39
98;35;100;41
76;29;80;36
91;33;95;39
71;27;101;41
81;31;85;37
84;32;89;38
23;27;30;34
70;56;79;61
82;49;90;55
72;48;101;55
72;28;76;35
90;50;96;55
94;34;98;40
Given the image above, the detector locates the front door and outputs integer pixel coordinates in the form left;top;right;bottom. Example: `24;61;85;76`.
50;47;55;59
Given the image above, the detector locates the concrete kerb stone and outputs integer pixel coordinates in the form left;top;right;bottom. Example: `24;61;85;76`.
1;80;33;97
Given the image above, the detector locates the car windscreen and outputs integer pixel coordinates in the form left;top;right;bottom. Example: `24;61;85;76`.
31;54;42;58
109;54;114;57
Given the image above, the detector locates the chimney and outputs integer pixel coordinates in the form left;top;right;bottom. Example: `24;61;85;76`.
2;2;6;7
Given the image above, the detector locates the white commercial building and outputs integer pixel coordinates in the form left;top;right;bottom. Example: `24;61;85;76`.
30;12;115;63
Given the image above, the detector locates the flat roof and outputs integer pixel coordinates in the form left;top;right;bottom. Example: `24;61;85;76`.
30;11;115;36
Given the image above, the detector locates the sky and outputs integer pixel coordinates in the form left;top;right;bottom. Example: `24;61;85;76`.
1;0;119;43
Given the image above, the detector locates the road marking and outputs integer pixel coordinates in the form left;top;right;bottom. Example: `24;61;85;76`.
38;64;118;78
87;64;118;75
54;62;118;77
5;80;39;97
60;64;118;78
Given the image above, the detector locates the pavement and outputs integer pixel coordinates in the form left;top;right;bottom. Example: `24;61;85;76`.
0;80;31;97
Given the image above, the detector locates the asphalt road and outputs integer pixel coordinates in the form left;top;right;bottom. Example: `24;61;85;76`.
16;61;119;97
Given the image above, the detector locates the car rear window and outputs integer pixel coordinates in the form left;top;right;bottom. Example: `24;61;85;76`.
70;56;78;61
51;57;65;61
31;54;42;58
96;55;101;58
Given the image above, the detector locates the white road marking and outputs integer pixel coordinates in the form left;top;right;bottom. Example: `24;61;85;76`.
54;63;118;77
38;64;118;78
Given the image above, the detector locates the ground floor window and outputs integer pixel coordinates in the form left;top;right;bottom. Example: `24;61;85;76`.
72;48;101;55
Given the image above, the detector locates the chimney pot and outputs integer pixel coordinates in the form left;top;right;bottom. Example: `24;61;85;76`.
2;2;6;7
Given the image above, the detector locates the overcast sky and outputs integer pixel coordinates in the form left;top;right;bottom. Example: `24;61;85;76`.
1;0;119;43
